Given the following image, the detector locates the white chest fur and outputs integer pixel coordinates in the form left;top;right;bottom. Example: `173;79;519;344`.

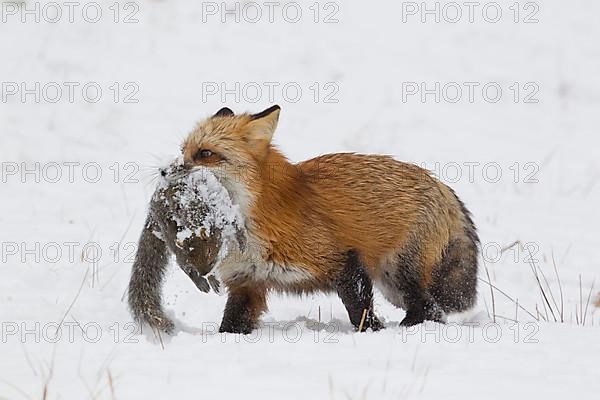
215;237;312;286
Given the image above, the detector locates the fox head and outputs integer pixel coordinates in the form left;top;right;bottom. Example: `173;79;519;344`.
181;105;282;210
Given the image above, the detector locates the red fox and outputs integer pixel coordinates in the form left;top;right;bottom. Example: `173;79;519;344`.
180;105;479;333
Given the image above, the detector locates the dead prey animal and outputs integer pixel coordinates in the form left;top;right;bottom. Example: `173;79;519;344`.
127;159;246;333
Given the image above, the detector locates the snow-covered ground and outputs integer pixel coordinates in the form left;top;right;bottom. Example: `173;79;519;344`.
1;0;599;398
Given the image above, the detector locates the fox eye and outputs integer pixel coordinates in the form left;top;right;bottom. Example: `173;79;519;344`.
194;149;213;161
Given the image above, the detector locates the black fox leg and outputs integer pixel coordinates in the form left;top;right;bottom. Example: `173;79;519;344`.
220;286;267;334
394;242;445;326
128;215;175;334
335;250;384;332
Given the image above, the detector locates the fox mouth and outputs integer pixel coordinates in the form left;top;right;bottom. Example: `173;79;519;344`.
158;157;197;182
159;156;224;183
159;167;188;182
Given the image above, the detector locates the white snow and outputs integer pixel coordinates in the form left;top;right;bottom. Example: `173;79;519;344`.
1;0;599;399
175;227;193;242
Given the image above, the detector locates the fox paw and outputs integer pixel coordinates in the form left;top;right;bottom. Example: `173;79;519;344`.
400;303;446;327
357;314;385;332
219;319;255;334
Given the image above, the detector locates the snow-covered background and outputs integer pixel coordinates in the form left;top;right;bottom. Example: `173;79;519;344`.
1;0;599;398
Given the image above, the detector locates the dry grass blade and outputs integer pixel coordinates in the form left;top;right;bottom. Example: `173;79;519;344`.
482;296;490;320
481;255;496;323
551;252;565;322
0;377;32;400
108;370;116;400
493;315;519;323
357;309;367;332
151;326;165;350
477;277;538;321
579;275;583;325
526;248;556;322
500;240;521;254
536;257;561;317
583;280;595;326
20;343;38;378
57;269;90;333
42;346;56;400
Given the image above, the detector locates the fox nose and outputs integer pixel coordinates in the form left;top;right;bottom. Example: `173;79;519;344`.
159;168;167;177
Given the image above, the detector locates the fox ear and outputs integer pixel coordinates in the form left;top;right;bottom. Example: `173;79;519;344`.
246;105;281;144
213;107;234;118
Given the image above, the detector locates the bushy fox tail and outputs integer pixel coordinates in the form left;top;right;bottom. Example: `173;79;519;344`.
429;186;479;313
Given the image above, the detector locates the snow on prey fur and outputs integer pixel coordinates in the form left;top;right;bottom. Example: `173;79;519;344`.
174;105;480;334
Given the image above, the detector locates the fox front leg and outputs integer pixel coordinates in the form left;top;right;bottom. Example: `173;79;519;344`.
219;286;267;334
335;250;384;332
128;215;175;334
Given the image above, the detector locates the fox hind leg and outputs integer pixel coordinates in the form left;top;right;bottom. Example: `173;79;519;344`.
335;250;384;332
389;241;446;326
